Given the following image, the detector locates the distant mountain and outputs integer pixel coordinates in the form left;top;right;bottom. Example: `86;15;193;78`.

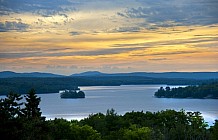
72;71;218;80
1;71;218;79
126;72;218;80
72;71;105;76
1;71;218;94
0;71;64;78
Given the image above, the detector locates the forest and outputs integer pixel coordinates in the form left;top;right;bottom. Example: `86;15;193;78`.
0;76;215;95
0;89;218;140
154;82;218;99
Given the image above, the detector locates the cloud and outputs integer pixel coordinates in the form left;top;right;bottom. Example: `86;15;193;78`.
112;36;218;48
70;31;82;36
118;0;218;26
148;58;168;61
111;42;150;48
196;42;218;49
0;47;73;58
46;65;67;69
45;48;72;52
110;26;141;33
117;12;128;18
70;65;78;69
159;37;218;46
0;0;75;16
74;47;142;56
0;47;145;59
0;0;134;17
151;50;200;55
0;21;29;32
131;50;200;57
0;51;42;58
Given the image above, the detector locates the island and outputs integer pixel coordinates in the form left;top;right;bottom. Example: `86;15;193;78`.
154;82;218;99
60;89;85;99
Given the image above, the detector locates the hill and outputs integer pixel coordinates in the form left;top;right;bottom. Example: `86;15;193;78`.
72;71;104;76
72;71;218;80
1;71;218;79
0;71;64;78
0;71;218;95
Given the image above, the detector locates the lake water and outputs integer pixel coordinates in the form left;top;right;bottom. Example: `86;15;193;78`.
36;85;218;126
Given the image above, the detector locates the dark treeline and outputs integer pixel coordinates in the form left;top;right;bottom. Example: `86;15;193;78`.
155;82;218;99
60;90;85;98
1;76;216;95
1;90;218;140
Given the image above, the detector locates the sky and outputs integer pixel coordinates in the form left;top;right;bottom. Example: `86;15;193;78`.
0;0;218;75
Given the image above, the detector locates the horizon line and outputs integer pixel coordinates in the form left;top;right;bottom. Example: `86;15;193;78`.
1;70;218;76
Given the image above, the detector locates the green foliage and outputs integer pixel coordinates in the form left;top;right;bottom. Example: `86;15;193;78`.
81;113;107;136
120;125;151;140
0;90;47;140
155;82;218;99
0;93;24;140
0;92;23;120
0;91;100;140
81;109;213;140
21;119;50;140
47;118;101;140
210;120;218;140
23;88;42;119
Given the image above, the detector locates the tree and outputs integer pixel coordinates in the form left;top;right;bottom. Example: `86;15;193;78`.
0;92;24;140
105;108;120;132
23;88;42;120
47;118;101;140
211;120;218;140
78;90;85;98
0;92;23;120
121;125;151;140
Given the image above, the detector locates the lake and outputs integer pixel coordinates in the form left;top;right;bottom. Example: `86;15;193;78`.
36;85;218;126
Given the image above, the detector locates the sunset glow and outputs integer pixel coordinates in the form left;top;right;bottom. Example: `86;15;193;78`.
0;0;217;75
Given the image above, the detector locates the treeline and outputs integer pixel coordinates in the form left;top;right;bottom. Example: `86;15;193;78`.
0;76;215;95
155;82;218;99
60;90;85;98
0;77;79;95
1;90;218;140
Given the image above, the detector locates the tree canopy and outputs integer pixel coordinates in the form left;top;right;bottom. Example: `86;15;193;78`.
154;82;218;99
